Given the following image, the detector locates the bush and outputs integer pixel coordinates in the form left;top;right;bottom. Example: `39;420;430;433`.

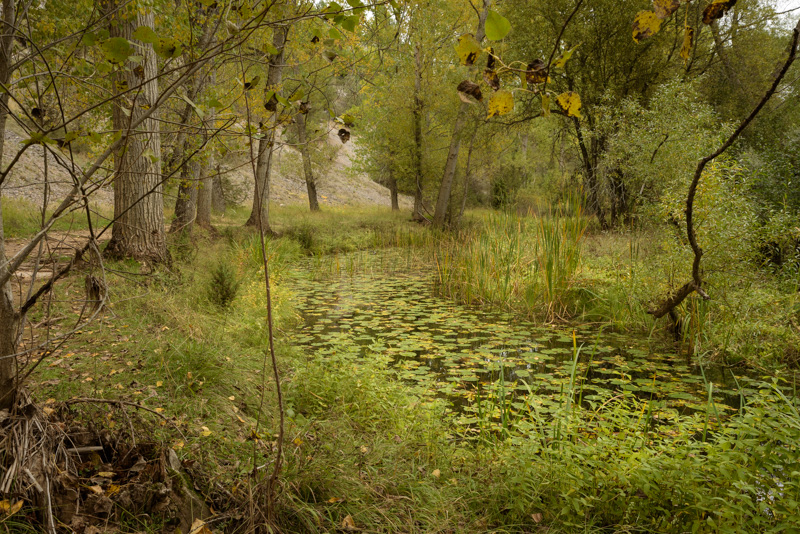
207;261;240;309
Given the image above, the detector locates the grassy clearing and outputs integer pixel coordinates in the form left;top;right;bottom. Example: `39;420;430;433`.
1;196;113;238
14;205;800;533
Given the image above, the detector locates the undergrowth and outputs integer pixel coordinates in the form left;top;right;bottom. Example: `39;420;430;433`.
16;207;800;533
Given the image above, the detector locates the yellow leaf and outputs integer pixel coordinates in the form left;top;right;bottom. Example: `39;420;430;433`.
359;445;368;453
432;469;441;478
0;500;23;516
487;90;514;118
228;396;235;401
97;471;115;478
189;519;213;534
155;407;164;413
680;26;694;60
552;44;580;69
156;381;163;387
541;94;550;117
341;515;356;530
455;33;481;66
632;11;662;43
201;426;212;437
173;440;185;450
556;91;582;118
88;485;103;494
107;484;121;496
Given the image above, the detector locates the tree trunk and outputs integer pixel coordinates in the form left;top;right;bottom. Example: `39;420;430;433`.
433;102;468;226
245;25;289;232
432;0;490;227
457;133;476;223
0;0;19;411
170;159;200;234
103;6;166;262
212;168;225;213
572;116;607;229
412;45;425;221
388;171;399;211
196;162;213;228
295;110;320;211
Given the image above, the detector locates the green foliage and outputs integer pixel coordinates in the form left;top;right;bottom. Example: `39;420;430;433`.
207;261;241;309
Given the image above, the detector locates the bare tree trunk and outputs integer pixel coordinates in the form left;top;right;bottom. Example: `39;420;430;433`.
411;45;425;221
388;171;399;211
432;0;490;227
103;7;166;262
170;159;200;234
211;168;225;213
196;161;213;228
572;116;607;229
458;133;476;223
245;25;289;232
433;102;468;226
295;110;319;211
0;0;19;410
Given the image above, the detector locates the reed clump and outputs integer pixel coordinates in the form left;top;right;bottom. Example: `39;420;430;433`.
433;202;587;321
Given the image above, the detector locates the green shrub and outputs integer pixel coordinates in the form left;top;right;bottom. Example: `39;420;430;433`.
207;261;240;309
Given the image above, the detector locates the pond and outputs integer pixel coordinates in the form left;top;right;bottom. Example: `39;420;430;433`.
286;251;759;428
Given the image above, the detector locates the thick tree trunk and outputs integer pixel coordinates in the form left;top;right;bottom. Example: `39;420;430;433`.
432;0;490;227
295;111;319;211
245;25;289;231
0;0;19;411
104;7;166;262
411;45;425;221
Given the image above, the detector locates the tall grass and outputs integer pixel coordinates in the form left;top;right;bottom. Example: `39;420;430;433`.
433;201;587;321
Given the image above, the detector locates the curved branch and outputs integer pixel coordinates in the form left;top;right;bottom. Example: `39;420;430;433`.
649;17;800;318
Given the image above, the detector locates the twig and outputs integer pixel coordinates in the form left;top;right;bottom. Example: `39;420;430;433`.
63;397;187;441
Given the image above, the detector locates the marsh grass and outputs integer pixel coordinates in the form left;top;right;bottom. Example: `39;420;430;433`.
433;204;587;321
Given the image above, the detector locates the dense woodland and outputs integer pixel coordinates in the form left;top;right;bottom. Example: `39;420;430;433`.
0;0;799;532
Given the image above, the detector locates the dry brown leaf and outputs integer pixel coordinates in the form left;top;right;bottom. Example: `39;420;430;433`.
653;0;680;19
680;26;694;60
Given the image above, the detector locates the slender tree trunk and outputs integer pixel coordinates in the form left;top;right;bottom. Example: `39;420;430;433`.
211;167;225;213
432;0;490;227
458;134;476;223
295;110;319;211
388;170;399;211
572;116;607;229
103;6;166;262
433;103;468;226
245;25;289;231
170;159;200;233
196;162;213;228
0;0;19;410
411;45;425;221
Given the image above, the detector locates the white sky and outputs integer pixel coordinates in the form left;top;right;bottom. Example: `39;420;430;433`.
776;0;800;11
